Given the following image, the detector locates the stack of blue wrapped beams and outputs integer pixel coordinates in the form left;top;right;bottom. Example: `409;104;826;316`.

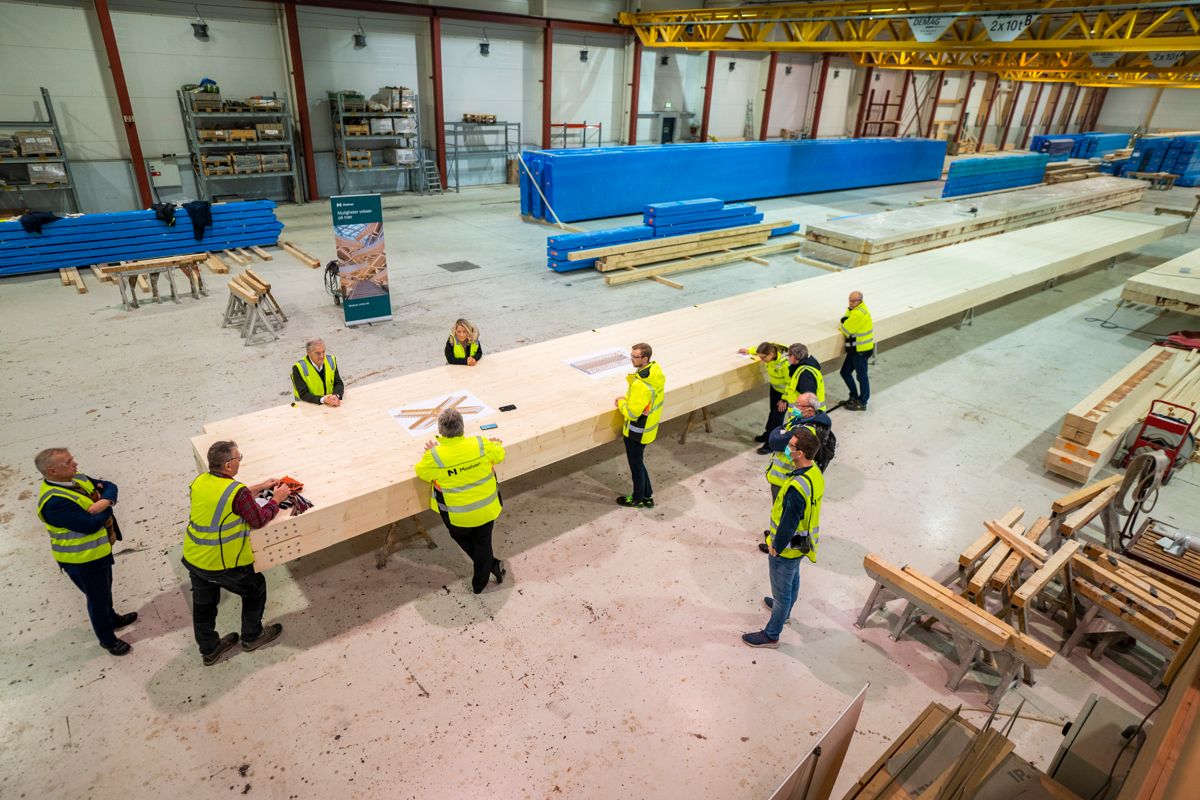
0;200;284;277
1037;138;1076;162
521;138;947;223
941;154;1050;198
1029;133;1131;159
545;198;799;272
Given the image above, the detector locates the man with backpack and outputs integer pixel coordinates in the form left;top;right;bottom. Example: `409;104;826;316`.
759;393;834;553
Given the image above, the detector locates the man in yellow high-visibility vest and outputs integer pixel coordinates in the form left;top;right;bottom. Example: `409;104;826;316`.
35;448;137;656
743;428;824;649
183;440;292;666
415;409;508;594
614;342;665;508
839;291;875;411
291;338;344;406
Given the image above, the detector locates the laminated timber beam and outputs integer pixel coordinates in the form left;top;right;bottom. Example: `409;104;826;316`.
193;211;1187;571
619;1;1200;54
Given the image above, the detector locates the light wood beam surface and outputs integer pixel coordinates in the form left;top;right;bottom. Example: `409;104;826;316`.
193;211;1187;570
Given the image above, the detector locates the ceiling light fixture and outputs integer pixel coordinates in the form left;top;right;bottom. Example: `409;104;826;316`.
352;17;366;49
191;5;209;41
480;29;490;57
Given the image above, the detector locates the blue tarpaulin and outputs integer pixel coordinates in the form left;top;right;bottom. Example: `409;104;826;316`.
521;138;947;222
0;200;285;276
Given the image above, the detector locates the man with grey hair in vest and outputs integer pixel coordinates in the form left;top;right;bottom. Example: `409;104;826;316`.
415;409;508;594
35;447;137;656
291;337;344;407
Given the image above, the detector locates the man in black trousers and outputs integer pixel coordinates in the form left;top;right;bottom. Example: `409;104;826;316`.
35;448;137;656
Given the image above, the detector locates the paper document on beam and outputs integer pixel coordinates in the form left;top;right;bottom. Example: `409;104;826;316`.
388;391;494;435
565;348;630;378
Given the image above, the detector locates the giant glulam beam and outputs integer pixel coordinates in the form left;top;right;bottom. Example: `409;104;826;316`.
193;211;1187;571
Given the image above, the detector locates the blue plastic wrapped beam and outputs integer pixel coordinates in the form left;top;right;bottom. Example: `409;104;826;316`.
942;154;1049;198
651;213;764;237
520;138;947;222
0;200;284;276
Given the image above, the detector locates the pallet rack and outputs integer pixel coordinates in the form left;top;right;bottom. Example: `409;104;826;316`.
176;88;301;203
0;87;81;212
329;92;431;195
444;120;521;192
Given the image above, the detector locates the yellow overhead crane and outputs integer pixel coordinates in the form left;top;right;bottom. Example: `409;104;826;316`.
618;1;1200;87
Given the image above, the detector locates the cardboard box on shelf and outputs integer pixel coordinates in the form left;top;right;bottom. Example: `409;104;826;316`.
369;118;394;135
27;163;67;184
382;148;418;165
15;130;59;156
255;123;284;140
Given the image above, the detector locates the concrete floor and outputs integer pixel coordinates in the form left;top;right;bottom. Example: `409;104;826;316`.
1;179;1199;799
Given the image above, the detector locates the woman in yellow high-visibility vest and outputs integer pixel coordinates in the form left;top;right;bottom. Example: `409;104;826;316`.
445;318;483;366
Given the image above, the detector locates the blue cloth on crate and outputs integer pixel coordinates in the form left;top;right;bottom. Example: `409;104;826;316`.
0;200;284;276
520;138;947;223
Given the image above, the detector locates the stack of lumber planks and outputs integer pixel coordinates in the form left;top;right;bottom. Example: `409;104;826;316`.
0;200;284;277
1121;245;1200;317
843;702;1081;799
191;209;1186;571
567;220;802;286
1045;344;1200;483
797;177;1145;269
1045;161;1100;184
1073;543;1200;652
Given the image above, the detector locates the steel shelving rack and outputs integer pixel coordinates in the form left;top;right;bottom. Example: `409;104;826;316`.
329;92;433;195
444;121;522;193
0;87;81;212
177;88;301;202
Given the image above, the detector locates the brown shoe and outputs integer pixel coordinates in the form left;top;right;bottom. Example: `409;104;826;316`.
202;633;239;666
241;623;282;652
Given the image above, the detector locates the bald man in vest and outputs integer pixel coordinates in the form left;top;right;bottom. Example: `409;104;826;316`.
183;440;291;666
415;409;508;594
291;338;344;407
35;448;138;655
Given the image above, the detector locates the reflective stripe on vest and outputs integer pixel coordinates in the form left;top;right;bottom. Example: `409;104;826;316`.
840;305;874;352
427;436;501;526
626;381;663;435
293;355;337;400
452;339;479;360
765;466;823;562
37;476;113;564
184;474;253;569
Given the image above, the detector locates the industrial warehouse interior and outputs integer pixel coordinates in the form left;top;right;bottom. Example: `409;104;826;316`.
4;1;1200;798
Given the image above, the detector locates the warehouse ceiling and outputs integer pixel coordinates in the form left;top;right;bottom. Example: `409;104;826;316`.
619;1;1200;87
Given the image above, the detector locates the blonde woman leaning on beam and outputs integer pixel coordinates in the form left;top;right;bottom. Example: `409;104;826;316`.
444;318;483;367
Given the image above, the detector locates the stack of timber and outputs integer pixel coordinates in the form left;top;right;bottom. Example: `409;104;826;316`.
1045;344;1200;483
942;153;1050;198
1065;543;1200;685
1121;245;1200;316
192;210;1186;571
559;220;801;286
545;198;797;273
843;702;1081;799
0;200;284;277
798;177;1145;269
1045;161;1101;184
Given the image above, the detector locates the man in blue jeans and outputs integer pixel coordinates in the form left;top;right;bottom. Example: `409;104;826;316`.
839;290;874;411
742;428;824;648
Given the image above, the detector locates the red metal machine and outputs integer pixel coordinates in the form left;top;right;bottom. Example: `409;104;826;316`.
1121;400;1197;484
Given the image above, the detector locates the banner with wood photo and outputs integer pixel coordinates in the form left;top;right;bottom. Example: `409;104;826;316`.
331;193;392;325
